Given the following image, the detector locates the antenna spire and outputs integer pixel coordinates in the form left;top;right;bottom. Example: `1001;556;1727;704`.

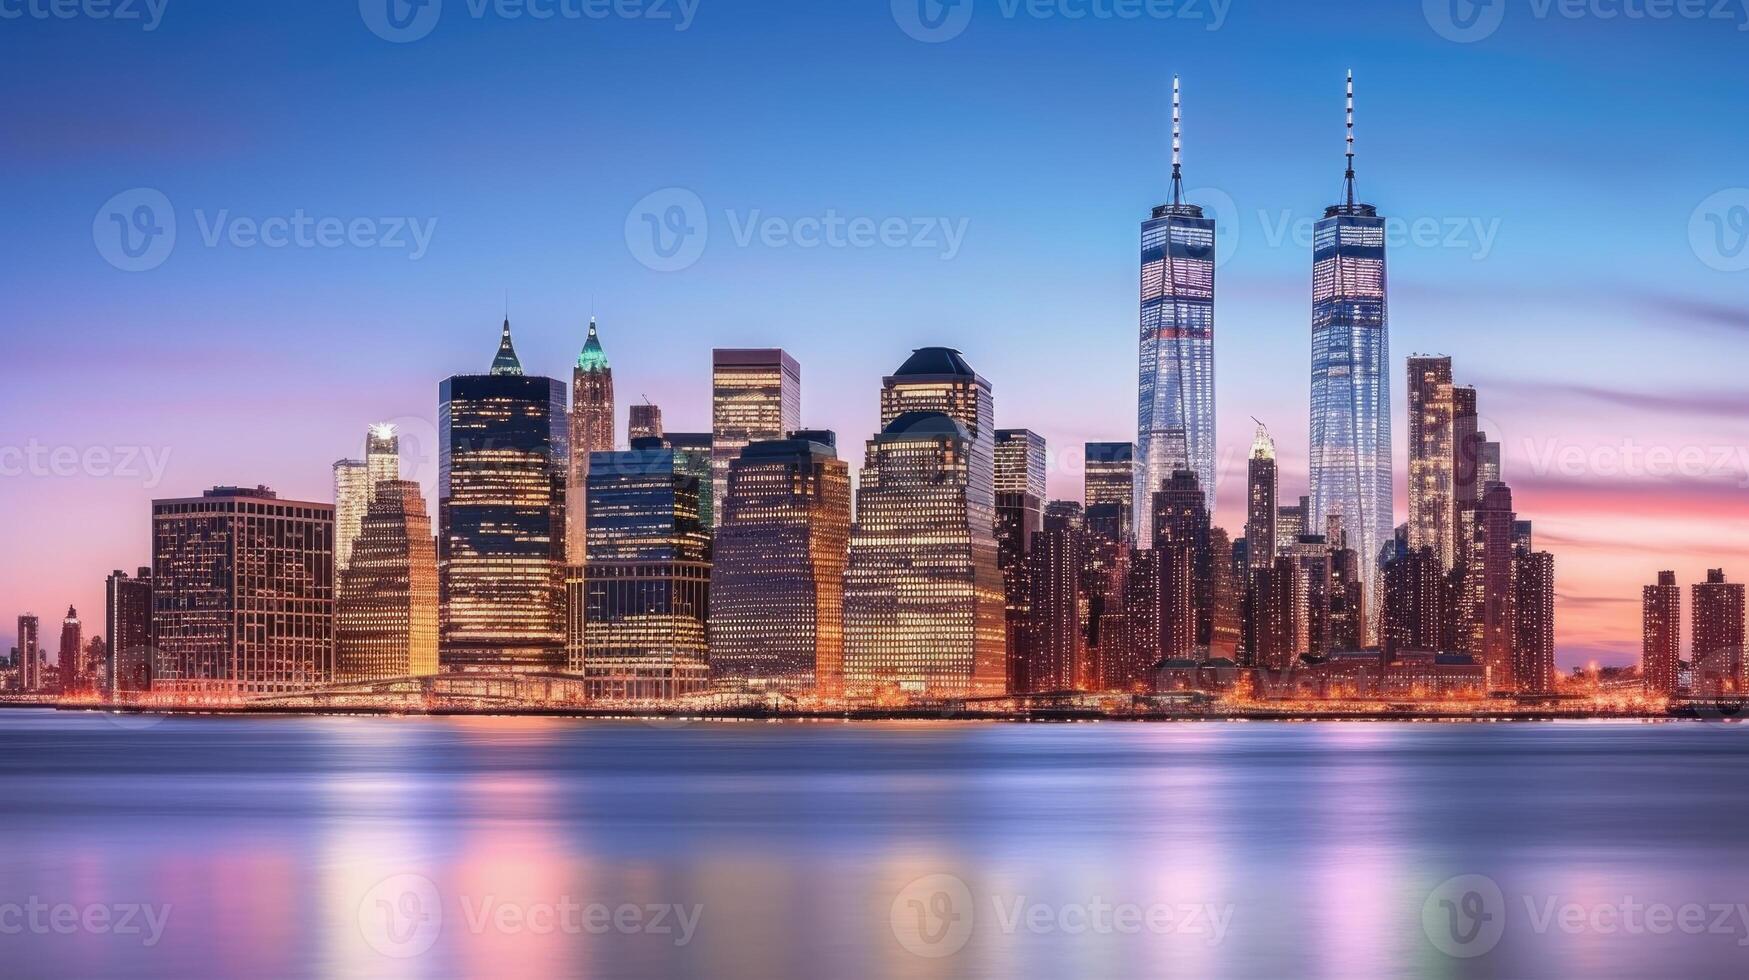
1343;69;1358;207
1169;75;1184;207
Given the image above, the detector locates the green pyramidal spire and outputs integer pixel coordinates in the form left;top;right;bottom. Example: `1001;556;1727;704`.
490;317;524;376
577;317;610;373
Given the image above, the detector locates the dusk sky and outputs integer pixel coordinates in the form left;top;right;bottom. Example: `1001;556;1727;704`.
3;0;1746;667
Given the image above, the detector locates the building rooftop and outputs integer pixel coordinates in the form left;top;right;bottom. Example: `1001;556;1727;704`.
891;347;976;379
880;411;970;441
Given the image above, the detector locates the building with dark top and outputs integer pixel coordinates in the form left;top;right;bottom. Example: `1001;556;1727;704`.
438;319;569;671
844;409;1005;698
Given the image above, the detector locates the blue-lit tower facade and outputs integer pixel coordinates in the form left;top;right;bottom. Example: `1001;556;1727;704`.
1309;72;1392;638
1136;76;1216;536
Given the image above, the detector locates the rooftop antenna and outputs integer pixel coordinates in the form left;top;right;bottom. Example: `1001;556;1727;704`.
1169;75;1184;207
1343;69;1358;207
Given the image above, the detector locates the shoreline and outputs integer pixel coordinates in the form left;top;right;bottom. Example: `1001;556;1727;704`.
2;700;1738;724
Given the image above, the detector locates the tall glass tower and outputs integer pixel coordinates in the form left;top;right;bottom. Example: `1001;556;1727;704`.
1310;72;1392;638
1136;76;1216;536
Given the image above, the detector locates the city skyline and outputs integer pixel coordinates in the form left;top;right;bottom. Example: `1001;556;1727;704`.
6;7;1749;672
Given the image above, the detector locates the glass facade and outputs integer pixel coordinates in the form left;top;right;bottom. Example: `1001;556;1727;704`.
151;486;335;695
337;480;439;682
438;338;569;671
844;410;1006;699
1310;204;1392;634
1136;203;1216;536
995;429;1046;693
711;349;800;528
577;447;711;699
709;435;851;695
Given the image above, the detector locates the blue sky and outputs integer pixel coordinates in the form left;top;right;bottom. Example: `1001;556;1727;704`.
3;0;1747;665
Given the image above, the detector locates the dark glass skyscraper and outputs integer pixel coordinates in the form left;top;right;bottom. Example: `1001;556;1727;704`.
576;445;712;699
1310;72;1392;634
995;429;1046;693
1137;77;1217;531
438;319;569;671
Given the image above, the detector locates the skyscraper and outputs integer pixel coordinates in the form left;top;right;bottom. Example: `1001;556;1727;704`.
843;410;1006;699
629;402;664;443
1407;355;1456;570
662;432;715;530
1084;442;1135;514
438;319;569;671
1137;76;1217;530
1467;483;1518;691
1277;495;1309;554
1512;549;1556;694
577;444;712;699
568;317;615;566
1153;469;1213;655
58;606;83;692
1382;545;1445;659
1692;569;1746;696
152;486;335;695
1245;424;1278;573
1309;72;1392;635
995;429;1047;692
105;567;153;694
1452;385;1481;512
1642;571;1681;695
711;349;800;527
14;614;39;692
1024;521;1084;692
336;481;439;682
709;433;851;696
334;425;401;576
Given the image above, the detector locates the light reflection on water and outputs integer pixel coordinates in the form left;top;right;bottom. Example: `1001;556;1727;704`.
1;712;1746;979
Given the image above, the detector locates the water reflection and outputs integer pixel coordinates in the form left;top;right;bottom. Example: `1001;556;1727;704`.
1;713;1746;979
